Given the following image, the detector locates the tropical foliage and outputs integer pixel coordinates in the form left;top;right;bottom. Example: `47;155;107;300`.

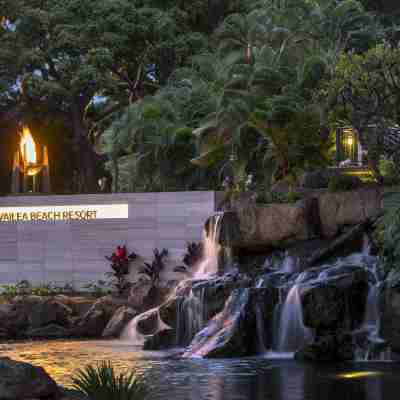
72;361;147;400
0;0;398;193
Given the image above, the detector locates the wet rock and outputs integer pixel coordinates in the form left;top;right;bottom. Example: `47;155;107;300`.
182;287;275;358
135;309;160;335
0;357;61;399
183;288;255;358
158;272;251;334
102;306;138;338
295;332;354;361
143;328;176;350
25;324;71;339
72;296;126;338
305;223;368;268
301;267;369;333
159;296;180;328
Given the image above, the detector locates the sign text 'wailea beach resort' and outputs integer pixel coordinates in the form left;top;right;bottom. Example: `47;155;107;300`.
0;204;129;222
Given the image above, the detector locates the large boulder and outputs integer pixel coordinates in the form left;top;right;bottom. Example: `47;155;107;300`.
183;288;255;358
235;203;311;249
29;299;73;329
0;303;29;339
72;296;126;338
54;296;95;317
102;306;138;338
301;266;369;334
295;332;354;361
318;186;382;237
0;357;61;400
183;287;275;358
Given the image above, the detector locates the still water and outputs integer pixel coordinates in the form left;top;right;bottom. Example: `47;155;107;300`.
0;340;399;400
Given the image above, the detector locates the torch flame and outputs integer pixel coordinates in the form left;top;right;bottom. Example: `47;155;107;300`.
20;126;37;164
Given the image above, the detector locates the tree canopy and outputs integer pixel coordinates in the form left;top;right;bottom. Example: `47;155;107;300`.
0;0;398;192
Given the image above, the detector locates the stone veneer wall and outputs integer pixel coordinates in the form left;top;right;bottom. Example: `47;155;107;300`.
0;192;217;288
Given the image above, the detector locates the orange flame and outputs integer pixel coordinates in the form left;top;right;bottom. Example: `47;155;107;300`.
20;126;37;164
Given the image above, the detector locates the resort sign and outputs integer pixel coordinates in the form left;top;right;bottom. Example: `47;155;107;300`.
0;204;129;222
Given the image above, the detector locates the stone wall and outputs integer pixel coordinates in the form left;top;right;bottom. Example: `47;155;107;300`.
0;192;217;288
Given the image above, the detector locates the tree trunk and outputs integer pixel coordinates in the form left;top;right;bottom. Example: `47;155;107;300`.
71;100;99;193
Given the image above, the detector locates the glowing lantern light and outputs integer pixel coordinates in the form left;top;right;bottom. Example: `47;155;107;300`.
20;126;37;164
347;136;353;146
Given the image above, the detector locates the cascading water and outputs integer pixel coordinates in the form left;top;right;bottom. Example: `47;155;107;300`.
121;307;169;345
194;213;222;278
176;286;207;345
276;284;313;352
122;213;222;346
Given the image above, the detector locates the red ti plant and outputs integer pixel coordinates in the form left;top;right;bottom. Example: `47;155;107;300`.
105;245;138;295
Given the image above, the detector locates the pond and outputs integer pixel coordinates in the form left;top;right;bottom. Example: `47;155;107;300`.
0;340;398;400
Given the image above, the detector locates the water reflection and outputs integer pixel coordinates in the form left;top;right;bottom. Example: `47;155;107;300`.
0;341;398;400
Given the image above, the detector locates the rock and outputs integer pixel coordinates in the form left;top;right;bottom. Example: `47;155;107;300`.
0;303;29;339
305;223;367;268
295;332;354;361
158;272;251;337
300;169;332;189
72;296;126;338
29;299;73;329
143;328;176;350
215;187;382;251
301;267;369;333
235;202;311;250
318;186;382;237
182;287;274;358
159;297;180;328
0;357;61;399
102;306;137;338
380;280;400;352
183;288;255;358
54;296;95;317
134;308;161;335
128;280;154;310
25;324;70;339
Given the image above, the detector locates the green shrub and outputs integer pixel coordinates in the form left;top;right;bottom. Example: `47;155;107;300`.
72;362;147;400
379;156;400;186
257;190;302;204
328;174;362;192
0;280;75;300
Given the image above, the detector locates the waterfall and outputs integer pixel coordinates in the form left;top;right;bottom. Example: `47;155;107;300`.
122;214;221;345
121;307;169;344
176;287;207;345
194;214;222;278
277;285;313;352
281;252;299;274
362;233;371;256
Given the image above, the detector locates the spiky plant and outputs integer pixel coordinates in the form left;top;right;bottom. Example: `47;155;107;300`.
71;362;147;400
